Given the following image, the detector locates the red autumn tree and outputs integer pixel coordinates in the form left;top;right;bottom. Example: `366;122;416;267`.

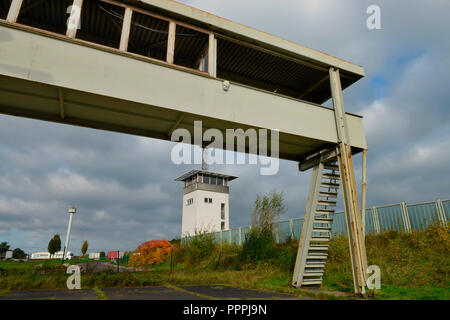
129;239;173;267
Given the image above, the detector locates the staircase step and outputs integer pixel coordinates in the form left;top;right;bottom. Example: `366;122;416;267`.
323;173;340;180
311;232;331;237
303;272;324;277
307;256;327;261
314;218;333;223
306;264;326;268
308;245;329;250
321;183;340;189
316;208;335;213
310;237;330;242
324;164;339;171
301;280;323;286
312;226;332;231
317;200;337;206
319;191;338;198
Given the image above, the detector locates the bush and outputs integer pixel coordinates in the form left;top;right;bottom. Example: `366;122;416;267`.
182;231;216;266
239;227;277;264
129;239;173;267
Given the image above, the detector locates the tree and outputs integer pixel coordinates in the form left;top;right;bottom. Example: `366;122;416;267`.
53;235;61;252
81;240;88;255
240;190;286;263
48;234;61;257
13;248;26;259
251;190;286;231
0;242;10;254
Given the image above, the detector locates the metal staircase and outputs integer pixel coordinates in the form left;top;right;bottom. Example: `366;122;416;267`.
292;159;340;287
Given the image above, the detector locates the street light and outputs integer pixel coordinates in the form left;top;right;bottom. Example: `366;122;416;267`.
62;206;76;263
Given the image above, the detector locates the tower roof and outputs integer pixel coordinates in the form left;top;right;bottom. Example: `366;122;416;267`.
175;170;238;182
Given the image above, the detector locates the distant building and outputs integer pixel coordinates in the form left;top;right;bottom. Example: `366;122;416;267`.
175;170;238;237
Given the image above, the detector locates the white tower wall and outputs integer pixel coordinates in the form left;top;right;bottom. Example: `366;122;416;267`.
181;190;230;237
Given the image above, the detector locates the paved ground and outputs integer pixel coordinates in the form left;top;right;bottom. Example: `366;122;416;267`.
0;285;305;300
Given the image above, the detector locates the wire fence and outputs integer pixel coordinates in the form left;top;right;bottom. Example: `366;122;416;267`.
203;198;449;246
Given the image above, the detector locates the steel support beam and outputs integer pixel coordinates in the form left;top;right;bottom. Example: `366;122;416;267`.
329;68;368;296
361;149;367;235
66;0;83;39
119;7;133;52
166;21;176;64
6;0;23;23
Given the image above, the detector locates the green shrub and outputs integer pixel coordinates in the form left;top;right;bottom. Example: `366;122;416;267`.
182;230;216;266
239;227;277;264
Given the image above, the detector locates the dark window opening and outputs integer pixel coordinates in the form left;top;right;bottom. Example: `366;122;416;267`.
221;221;225;231
174;24;209;70
210;176;216;185
221;203;225;220
0;0;12;20
17;0;72;35
76;0;124;49
128;10;168;62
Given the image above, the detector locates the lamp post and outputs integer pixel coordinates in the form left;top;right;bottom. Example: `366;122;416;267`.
62;206;76;263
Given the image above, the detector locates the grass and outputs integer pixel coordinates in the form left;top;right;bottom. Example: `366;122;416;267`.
0;224;448;300
93;286;108;300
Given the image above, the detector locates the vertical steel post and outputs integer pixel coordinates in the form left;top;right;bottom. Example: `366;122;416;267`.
372;206;380;234
435;199;447;226
166;21;176;64
208;34;217;77
6;0;23;22
238;227;242;246
289;218;294;239
400;201;411;233
66;0;83;39
329;68;367;296
119;7;133;52
361;149;367;235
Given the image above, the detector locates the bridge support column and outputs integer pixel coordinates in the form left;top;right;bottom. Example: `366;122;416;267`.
329;68;368;296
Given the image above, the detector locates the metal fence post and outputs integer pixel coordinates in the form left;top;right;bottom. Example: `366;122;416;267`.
436;199;447;227
289;219;294;239
400;201;412;233
275;223;280;244
229;229;232;245
372;206;380;234
238;227;242;246
220;230;223;245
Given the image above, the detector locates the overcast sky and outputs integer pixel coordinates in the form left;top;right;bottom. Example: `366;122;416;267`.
1;0;449;253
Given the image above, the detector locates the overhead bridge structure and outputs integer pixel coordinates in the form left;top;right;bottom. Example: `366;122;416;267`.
0;0;368;295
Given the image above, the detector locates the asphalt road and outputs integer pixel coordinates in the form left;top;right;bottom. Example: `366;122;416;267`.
0;285;304;300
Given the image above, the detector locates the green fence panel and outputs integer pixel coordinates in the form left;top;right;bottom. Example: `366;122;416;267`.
377;204;403;232
442;200;450;220
407;202;441;231
331;212;347;236
292;218;303;240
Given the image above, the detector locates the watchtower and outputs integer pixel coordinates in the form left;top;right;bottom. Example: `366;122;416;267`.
176;170;237;237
